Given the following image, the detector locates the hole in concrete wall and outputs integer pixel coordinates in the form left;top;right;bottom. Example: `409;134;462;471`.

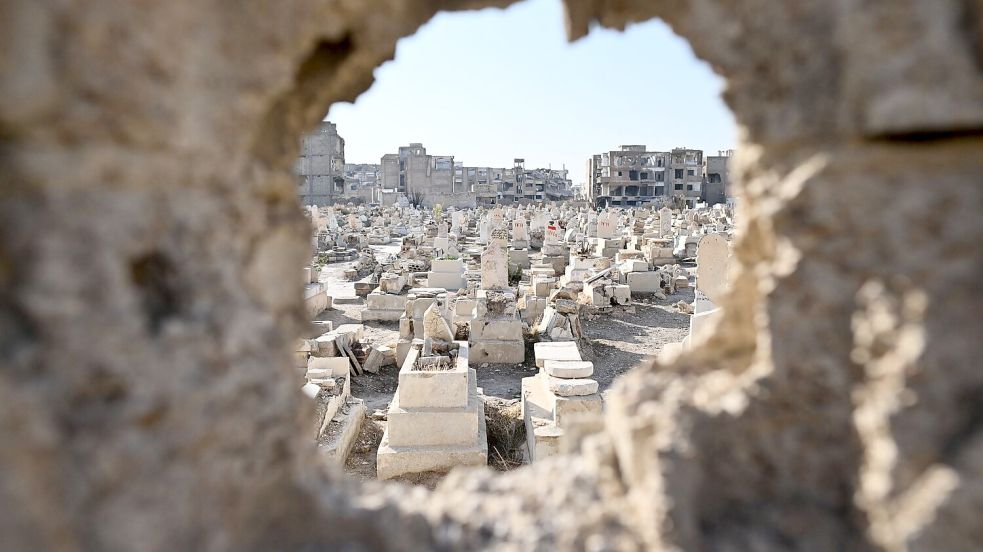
295;0;737;486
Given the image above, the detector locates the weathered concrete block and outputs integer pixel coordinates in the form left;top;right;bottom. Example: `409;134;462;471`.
548;376;598;397
427;271;465;291
387;389;481;447
552;393;603;428
627;271;663;294
621;259;649;272
307;356;350;377
544;360;594;379
396;347;469;409
470;318;522;341
534;341;582;367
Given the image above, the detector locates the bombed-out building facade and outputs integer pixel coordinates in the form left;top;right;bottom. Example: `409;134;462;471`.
587;145;714;208
703;150;733;206
294;122;346;206
380;144;573;208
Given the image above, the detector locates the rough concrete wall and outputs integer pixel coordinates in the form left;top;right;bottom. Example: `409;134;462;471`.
1;0;981;551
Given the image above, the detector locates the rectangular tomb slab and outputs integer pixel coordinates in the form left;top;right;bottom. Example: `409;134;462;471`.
427;271;465;291
552;392;603;427
386;373;481;447
627;271;663;294
469;340;525;364
548;376;598;397
544;360;594;379
308;356;351;377
470;318;523;341
376;408;488;481
396;344;470;409
534;341;582;367
431;259;464;273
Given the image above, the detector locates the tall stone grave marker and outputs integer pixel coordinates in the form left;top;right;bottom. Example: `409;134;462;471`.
481;241;509;290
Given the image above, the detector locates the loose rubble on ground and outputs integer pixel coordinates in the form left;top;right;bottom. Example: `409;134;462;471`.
296;200;734;481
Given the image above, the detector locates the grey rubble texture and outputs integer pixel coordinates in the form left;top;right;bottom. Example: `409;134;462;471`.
1;0;982;550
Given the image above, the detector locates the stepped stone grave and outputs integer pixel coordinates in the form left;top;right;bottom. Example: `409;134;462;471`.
522;345;602;463
376;344;487;480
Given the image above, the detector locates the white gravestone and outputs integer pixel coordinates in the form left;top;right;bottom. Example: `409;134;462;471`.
481;242;509;290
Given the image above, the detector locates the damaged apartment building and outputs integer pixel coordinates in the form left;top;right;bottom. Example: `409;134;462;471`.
294;121;385;206
703;150;733;206
343;163;383;204
380;143;471;208
294;121;346;206
587;145;707;208
472;159;574;206
381;144;573;208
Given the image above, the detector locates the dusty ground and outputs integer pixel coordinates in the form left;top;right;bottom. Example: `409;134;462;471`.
312;246;694;481
345;416;385;482
580;288;694;393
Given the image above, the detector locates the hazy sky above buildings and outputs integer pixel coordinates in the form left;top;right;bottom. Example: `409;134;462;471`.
326;0;737;184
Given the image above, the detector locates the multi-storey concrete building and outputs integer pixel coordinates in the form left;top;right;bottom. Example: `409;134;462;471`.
459;163;505;207
379;144;476;208
344;163;382;204
702;150;733;205
667;147;704;203
294;121;346;206
586;145;704;208
587;145;669;208
470;160;573;206
377;147;573;208
510;160;573;203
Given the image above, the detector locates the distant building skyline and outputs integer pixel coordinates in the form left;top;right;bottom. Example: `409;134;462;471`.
325;0;736;185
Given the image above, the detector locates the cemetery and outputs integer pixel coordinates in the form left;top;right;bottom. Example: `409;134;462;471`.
295;200;735;481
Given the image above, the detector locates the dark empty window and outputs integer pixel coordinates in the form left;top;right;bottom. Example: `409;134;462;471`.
675;183;683;190
656;172;664;182
641;172;649;179
629;170;639;181
674;169;684;179
687;169;695;176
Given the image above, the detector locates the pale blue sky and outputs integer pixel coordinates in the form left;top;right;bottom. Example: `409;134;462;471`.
326;0;736;185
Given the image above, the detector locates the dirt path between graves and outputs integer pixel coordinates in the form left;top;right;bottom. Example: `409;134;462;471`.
579;288;694;395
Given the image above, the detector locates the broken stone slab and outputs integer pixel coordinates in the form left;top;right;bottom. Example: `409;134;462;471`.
676;301;695;314
308;356;351;377
336;335;363;376
301;382;321;399
554;298;579;314
314;324;364;356
534;341;582;367
295;339;315;353
308;377;337;391
626;270;664;294
537;306;558;336
548;376;598;397
552;392;603;427
362;347;383;374
423;302;454;342
544;360;594;379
